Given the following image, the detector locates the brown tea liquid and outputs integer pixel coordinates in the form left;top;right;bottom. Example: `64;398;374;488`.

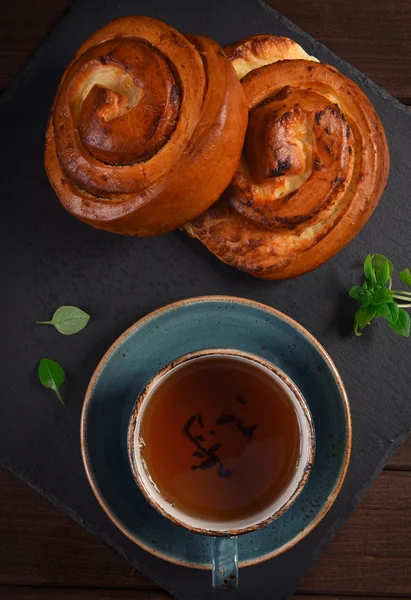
140;356;301;523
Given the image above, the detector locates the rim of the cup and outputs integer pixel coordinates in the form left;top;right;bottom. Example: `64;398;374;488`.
127;348;315;537
81;295;351;569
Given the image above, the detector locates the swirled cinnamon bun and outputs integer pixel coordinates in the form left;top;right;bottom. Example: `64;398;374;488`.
45;17;248;236
185;36;390;279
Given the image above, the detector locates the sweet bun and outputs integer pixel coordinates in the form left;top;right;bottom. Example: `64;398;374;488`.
45;17;248;236
185;35;390;279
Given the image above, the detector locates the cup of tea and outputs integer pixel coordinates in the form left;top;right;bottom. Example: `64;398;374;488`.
128;349;315;589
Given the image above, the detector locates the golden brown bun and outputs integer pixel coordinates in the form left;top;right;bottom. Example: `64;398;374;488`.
185;35;390;279
45;17;248;236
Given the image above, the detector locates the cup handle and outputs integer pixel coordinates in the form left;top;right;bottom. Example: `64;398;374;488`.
211;536;239;589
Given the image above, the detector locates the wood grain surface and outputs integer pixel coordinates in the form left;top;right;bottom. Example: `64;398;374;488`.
1;0;411;101
1;0;410;598
2;448;411;596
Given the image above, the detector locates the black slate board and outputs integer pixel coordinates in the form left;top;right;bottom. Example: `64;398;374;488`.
1;1;411;598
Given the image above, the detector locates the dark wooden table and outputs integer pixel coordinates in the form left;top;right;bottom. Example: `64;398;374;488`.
1;1;411;598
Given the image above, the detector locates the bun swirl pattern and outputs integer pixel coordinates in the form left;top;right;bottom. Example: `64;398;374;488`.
185;36;390;279
45;17;248;236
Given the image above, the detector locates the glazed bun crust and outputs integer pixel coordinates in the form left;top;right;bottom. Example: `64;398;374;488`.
185;36;390;279
45;17;248;236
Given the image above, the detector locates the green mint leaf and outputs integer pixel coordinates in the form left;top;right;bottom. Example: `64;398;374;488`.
369;286;393;305
38;358;66;405
361;281;373;307
386;302;400;325
399;268;411;288
351;253;411;338
374;304;391;319
349;286;364;303
361;291;372;308
364;254;376;284
354;305;376;329
36;305;90;335
371;254;394;285
388;308;410;338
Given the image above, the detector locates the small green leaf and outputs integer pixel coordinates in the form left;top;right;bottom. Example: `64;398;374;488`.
386;302;400;325
36;305;90;335
349;286;364;303
350;253;411;338
369;286;393;305
354;305;376;329
361;292;371;309
372;254;394;285
364;254;376;284
38;358;66;405
399;268;411;288
388;308;410;338
374;304;390;319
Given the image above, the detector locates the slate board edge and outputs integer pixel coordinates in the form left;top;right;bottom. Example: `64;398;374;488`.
258;0;409;114
297;427;411;590
2;426;411;600
0;457;165;593
1;0;409;119
0;0;82;111
1;0;410;597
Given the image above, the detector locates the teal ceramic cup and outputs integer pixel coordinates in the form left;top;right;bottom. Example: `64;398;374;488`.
128;348;315;590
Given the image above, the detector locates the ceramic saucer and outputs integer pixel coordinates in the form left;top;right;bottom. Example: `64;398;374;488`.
81;296;351;569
